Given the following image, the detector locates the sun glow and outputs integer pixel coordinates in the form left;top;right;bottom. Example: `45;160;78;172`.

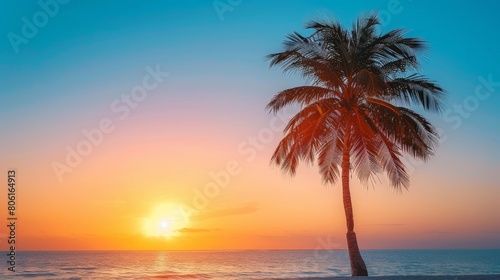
143;203;190;238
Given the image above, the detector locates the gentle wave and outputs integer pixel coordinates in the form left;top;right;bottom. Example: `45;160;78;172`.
149;274;210;279
1;250;500;279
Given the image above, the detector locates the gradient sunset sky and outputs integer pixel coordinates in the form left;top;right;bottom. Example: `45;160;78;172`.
1;0;500;250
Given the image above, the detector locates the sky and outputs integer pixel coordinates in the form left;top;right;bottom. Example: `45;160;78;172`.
1;0;500;250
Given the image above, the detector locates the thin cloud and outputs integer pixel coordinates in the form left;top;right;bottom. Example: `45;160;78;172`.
479;230;500;234
424;231;451;234
192;202;258;221
176;228;211;233
361;224;406;227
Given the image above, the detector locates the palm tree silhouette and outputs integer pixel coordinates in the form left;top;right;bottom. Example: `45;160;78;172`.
266;14;445;276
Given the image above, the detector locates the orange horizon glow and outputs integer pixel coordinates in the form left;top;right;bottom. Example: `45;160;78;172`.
5;126;500;251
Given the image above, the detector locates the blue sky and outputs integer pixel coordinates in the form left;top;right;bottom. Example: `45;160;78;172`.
2;0;500;120
2;0;500;163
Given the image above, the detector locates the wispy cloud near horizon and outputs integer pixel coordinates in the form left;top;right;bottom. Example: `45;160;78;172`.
192;202;258;221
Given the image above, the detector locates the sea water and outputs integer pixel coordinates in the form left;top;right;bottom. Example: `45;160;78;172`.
1;250;499;279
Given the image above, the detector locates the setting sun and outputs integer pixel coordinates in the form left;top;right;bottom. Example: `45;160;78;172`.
142;203;190;238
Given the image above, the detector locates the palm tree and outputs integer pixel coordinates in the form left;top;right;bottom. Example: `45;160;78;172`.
266;14;445;276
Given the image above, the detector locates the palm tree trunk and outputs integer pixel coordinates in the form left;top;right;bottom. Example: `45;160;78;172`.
342;136;368;276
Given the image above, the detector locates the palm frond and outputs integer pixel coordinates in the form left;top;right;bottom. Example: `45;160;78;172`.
377;133;410;190
267;14;445;191
386;74;445;112
267;86;339;114
318;130;344;184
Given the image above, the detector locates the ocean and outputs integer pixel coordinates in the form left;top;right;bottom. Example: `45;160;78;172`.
2;250;500;279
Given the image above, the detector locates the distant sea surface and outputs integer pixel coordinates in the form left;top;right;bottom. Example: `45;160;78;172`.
2;250;500;279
